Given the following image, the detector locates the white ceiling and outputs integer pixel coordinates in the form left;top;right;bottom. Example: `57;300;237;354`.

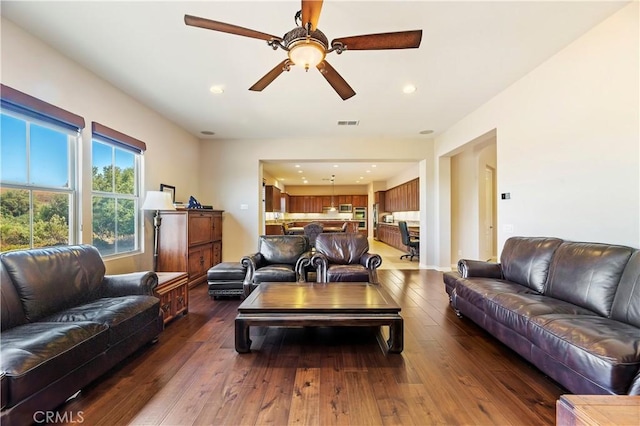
1;0;628;185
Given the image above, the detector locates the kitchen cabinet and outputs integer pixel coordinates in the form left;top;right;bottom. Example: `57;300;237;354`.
157;209;223;288
287;194;367;213
265;185;281;212
384;178;419;212
265;224;283;235
280;193;290;213
352;195;368;208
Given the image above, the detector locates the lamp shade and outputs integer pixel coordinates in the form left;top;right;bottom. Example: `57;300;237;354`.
288;40;325;70
141;191;176;211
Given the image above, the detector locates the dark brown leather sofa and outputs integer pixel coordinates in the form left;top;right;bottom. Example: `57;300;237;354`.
443;236;640;395
0;245;163;424
311;233;382;283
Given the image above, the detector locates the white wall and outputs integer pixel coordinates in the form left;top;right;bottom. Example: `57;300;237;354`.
436;3;639;268
1;18;202;273
199;137;436;264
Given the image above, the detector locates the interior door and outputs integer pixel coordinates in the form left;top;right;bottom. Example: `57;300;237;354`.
482;166;496;261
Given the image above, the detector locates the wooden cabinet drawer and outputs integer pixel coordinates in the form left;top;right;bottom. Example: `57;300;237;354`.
188;212;214;245
155;272;189;324
188;244;213;286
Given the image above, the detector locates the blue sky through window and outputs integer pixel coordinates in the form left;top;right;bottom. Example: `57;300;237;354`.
1;113;69;187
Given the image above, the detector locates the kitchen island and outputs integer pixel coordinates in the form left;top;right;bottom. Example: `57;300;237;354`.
265;220;362;235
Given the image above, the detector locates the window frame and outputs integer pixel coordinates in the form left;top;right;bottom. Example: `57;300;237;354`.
0;109;80;250
90;122;146;258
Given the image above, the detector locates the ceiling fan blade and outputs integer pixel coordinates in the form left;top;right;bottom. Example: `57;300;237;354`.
184;14;281;42
332;30;422;50
249;60;291;92
301;0;323;31
317;60;355;100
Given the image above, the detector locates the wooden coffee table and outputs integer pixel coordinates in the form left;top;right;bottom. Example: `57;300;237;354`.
235;282;403;353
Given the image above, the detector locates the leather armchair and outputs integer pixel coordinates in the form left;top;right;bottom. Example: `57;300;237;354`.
241;235;311;295
311;233;382;283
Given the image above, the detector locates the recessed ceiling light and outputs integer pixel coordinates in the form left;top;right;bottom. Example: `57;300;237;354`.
333;164;339;168
303;180;308;184
298;170;303;173
419;129;434;135
371;164;377;168
295;164;301;168
359;176;364;179
209;85;224;94
366;170;371;173
200;130;215;135
402;84;417;94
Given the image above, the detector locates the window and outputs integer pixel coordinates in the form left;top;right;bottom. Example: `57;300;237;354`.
0;85;83;252
91;122;146;257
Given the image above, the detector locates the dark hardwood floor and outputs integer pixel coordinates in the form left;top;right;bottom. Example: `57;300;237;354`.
56;269;564;425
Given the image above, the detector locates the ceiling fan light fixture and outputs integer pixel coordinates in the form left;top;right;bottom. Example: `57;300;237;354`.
288;40;326;71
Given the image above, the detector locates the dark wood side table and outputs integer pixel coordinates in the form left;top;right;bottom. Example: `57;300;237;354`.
556;395;640;425
155;272;189;324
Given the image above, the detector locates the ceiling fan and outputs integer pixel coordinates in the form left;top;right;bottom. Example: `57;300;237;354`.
184;0;422;100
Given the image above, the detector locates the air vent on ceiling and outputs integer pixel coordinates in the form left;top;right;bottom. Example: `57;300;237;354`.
337;120;359;126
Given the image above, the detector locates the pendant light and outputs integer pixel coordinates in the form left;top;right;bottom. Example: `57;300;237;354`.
329;175;336;212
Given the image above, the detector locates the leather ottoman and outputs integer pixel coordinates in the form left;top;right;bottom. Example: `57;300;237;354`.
207;262;246;299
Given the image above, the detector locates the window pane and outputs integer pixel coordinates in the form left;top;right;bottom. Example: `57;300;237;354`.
33;190;70;247
92;141;113;192
30;124;69;187
92;196;115;255
0;187;30;251
115;149;135;194
116;199;135;252
1;114;27;183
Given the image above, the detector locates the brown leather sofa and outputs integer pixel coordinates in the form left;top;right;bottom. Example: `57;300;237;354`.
241;235;311;295
443;236;640;395
0;245;163;424
311;233;382;283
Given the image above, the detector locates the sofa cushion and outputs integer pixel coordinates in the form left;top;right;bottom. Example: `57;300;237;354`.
42;296;160;346
611;251;640;328
327;264;369;282
454;277;536;311
1;321;109;407
485;293;595;336
0;245;105;322
253;265;296;283
500;237;563;292
545;242;634;317
527;314;640;395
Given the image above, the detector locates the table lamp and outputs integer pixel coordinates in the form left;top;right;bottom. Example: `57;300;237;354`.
141;190;176;271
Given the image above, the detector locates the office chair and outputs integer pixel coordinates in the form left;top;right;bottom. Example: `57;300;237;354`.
399;221;419;261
